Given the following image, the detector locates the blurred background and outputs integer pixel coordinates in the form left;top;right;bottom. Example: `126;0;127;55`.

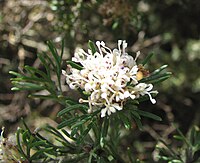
0;0;200;162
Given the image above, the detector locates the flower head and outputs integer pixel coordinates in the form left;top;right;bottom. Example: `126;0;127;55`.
63;40;157;117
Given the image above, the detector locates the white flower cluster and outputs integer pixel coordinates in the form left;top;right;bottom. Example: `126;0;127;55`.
63;40;157;117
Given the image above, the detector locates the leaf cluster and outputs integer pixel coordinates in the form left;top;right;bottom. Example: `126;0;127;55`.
156;125;200;163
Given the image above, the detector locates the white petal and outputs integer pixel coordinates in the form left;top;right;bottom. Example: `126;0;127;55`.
124;91;130;98
119;92;125;99
101;108;107;118
85;83;92;92
69;82;79;89
116;95;120;102
101;92;107;99
113;103;122;110
62;70;67;76
130;94;136;99
109;106;116;113
107;109;111;115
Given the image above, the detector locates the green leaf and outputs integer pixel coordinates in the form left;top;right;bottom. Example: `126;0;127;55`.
28;94;56;100
16;128;28;160
141;52;154;65
152;65;168;75
37;53;52;77
189;126;200;146
30;147;53;160
57;104;88;117
11;76;46;83
22;130;29;145
71;126;80;138
135;109;162;121
139;72;172;83
112;21;119;29
57;118;78;129
24;66;50;81
60;39;65;59
151;76;171;85
71;119;87;129
9;71;24;77
174;124;190;147
22;118;32;134
88;40;97;54
11;81;44;90
173;135;184;141
102;118;109;138
119;113;132;129
131;110;141;120
77;122;94;144
45;125;74;148
47;40;60;65
29;141;47;149
132;116;143;131
61;129;77;141
66;60;83;70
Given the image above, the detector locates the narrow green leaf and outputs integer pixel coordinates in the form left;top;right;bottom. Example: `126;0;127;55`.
151;75;171;85
173;135;184;141
45;126;73;147
174;124;190;147
102;118;109;138
71;120;87;129
132;116;143;131
37;53;51;78
139;72;172;83
57;104;88;117
119;113;131;129
77;122;94;144
30;147;53;160
22;118;32;134
141;52;154;65
71;126;80;138
12;81;44;90
88;40;97;54
9;71;24;77
16;128;28;160
60;39;65;59
47;41;62;88
57;118;78;129
22;130;29;145
152;65;168;75
158;138;180;159
11;87;20;91
28;94;56;100
47;41;60;64
11;76;46;83
112;21;119;29
131;110;141;120
29;141;46;149
66;60;83;70
61;129;77;141
24;66;50;81
135;109;162;121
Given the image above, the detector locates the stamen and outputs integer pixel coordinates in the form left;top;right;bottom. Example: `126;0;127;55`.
135;51;141;61
122;40;127;54
118;40;122;54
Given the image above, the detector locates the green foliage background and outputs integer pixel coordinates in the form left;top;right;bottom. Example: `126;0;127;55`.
0;0;200;162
